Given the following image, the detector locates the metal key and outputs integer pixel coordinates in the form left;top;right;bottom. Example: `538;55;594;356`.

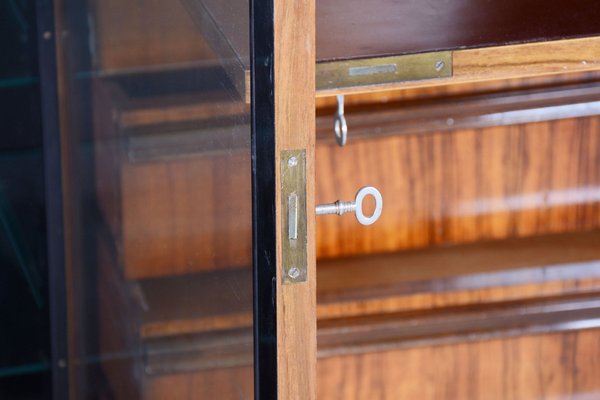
316;186;383;226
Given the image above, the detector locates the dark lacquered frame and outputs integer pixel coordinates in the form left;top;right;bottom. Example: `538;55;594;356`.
37;0;281;398
250;0;279;398
36;0;69;398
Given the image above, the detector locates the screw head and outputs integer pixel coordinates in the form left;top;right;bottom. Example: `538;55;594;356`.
288;267;300;279
288;157;298;167
435;61;445;72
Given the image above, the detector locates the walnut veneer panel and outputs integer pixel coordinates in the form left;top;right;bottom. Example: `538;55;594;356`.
317;0;600;61
94;0;214;71
98;72;600;278
316;116;600;260
317;329;600;400
119;116;600;277
143;366;252;400
121;153;251;278
138;330;600;399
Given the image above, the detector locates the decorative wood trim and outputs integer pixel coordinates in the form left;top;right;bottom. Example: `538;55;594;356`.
141;292;600;373
132;230;600;338
126;230;600;374
316;80;600;142
318;294;600;358
98;68;600;162
179;0;251;102
274;0;316;397
317;37;600;97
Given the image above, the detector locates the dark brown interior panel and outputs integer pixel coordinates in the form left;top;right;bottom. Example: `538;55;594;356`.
93;0;215;71
317;0;600;61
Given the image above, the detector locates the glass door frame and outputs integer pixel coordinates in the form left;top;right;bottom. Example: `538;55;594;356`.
38;0;317;398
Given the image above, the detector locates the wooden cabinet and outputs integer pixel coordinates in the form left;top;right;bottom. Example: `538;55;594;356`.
52;0;600;398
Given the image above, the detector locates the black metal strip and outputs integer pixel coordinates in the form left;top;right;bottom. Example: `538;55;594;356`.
250;0;278;397
36;0;69;398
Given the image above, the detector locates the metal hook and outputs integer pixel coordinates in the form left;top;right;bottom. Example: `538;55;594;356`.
334;94;347;147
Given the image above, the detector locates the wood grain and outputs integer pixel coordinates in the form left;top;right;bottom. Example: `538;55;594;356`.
316;116;600;260
115;115;600;278
315;71;600;112
132;231;600;339
179;0;251;102
274;0;317;396
317;329;600;400
137;329;600;399
317;0;600;62
93;0;214;71
97;236;140;399
119;98;248;129
317;37;600;97
104;104;600;279
316;81;600;146
94;69;600;278
144;365;252;400
121;152;251;279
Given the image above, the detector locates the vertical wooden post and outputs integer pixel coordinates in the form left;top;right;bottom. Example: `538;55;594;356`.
274;0;316;397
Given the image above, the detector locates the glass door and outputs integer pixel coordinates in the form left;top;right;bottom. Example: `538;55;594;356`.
54;0;259;397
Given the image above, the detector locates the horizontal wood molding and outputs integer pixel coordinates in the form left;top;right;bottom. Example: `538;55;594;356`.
317;37;600;97
142;293;600;374
317;328;600;400
316;80;600;143
130;231;600;339
141;328;600;399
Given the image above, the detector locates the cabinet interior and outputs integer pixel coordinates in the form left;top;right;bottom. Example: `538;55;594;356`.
82;0;600;395
92;66;600;377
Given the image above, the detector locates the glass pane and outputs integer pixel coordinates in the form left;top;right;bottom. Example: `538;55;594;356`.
0;1;52;398
56;0;253;397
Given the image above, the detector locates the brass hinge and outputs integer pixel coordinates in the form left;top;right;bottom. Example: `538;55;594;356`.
280;150;308;284
316;51;452;91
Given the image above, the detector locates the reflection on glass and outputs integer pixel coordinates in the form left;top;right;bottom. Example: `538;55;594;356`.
0;1;51;398
58;0;253;397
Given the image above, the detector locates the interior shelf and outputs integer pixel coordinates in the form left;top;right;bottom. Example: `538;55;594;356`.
137;230;600;337
180;0;600;97
316;230;600;311
98;69;600;161
316;79;600;143
129;230;600;374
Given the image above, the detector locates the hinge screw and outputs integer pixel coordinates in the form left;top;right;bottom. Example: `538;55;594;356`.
288;267;300;279
435;60;445;72
288;156;298;167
